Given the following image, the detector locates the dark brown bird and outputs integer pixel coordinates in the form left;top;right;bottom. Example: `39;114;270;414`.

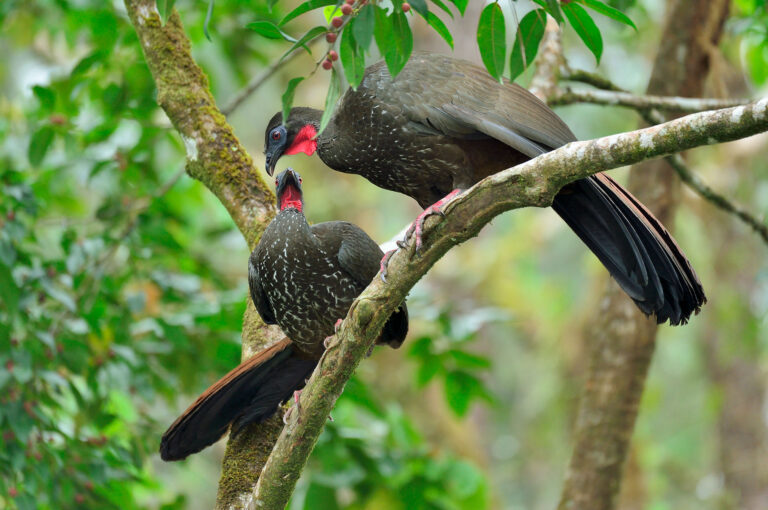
160;169;408;461
264;52;705;325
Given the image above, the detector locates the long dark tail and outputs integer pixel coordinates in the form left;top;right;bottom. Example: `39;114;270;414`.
160;338;316;461
551;173;706;325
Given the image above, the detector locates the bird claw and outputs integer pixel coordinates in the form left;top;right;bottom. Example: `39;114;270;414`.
283;389;303;424
322;319;344;349
411;189;462;250
379;240;408;282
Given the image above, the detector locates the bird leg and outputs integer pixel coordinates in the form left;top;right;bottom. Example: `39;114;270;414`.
322;318;344;349
410;189;462;250
282;389;303;424
379;239;408;282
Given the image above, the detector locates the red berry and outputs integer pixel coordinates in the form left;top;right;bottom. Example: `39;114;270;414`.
331;16;343;28
322;59;333;70
341;4;352;15
329;50;339;62
49;114;67;125
402;2;411;12
325;32;337;43
345;0;354;4
9;487;18;498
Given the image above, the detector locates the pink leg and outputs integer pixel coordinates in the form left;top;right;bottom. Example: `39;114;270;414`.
282;389;303;424
323;318;344;349
412;189;462;249
379;239;408;282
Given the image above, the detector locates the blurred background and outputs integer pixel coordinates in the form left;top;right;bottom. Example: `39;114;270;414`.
1;0;767;508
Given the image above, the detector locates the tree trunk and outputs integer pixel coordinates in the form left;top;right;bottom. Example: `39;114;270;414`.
558;1;730;509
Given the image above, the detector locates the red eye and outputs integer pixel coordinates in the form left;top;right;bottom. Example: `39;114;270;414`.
299;177;302;183
272;131;281;141
275;178;279;186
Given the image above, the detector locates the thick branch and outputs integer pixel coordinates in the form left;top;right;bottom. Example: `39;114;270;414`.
124;0;273;247
122;3;284;509
249;100;768;509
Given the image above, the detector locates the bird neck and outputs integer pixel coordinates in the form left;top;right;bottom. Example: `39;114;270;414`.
285;108;323;157
278;183;304;212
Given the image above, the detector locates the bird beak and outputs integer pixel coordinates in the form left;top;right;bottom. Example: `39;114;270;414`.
265;151;278;177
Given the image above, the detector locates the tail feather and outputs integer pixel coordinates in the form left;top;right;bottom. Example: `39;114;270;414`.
160;338;316;461
552;174;706;325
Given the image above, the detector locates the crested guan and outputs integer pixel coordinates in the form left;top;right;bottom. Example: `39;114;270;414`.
160;169;408;461
264;52;705;325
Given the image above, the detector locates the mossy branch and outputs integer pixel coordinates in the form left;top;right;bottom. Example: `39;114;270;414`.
122;1;290;508
249;100;768;509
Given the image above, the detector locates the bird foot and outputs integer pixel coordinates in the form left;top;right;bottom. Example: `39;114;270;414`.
282;389;303;424
410;189;462;250
379;240;408;283
322;319;344;349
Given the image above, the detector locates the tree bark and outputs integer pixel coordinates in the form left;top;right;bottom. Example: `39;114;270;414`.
121;3;285;508
558;2;730;509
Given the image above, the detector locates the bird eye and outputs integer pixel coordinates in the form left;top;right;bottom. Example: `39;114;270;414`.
299;177;302;184
271;130;281;141
275;178;279;186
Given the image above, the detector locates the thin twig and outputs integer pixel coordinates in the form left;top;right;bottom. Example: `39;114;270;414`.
552;86;749;112
221;41;321;117
553;68;768;247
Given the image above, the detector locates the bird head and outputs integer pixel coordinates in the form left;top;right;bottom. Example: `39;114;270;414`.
264;108;322;176
274;168;304;212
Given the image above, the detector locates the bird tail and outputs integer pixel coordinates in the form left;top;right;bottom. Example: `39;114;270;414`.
160;338;316;461
551;173;706;325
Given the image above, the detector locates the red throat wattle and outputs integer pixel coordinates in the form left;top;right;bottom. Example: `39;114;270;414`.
279;184;303;212
284;125;318;156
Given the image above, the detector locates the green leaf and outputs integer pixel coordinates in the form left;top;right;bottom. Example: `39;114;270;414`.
28;126;55;167
32;86;56;111
246;20;298;42
281;77;304;122
447;350;491;369
319;68;342;135
429;0;454;19
352;4;375;51
563;2;603;62
581;0;637;30
424;11;453;49
509;8;547;80
531;0;563;23
447;0;468;15
476;2;506;80
374;7;413;77
409;0;429;17
280;0;336;26
267;0;280;12
323;4;341;23
416;357;442;386
282;25;327;58
340;28;366;89
156;0;176;25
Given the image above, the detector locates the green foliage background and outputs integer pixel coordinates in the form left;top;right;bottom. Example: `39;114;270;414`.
1;1;767;509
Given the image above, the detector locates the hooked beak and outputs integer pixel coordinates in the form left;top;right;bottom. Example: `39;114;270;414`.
265;151;278;177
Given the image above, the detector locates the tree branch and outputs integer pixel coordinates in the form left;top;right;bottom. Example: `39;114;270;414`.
122;2;285;508
248;99;768;509
552;86;748;112
552;69;768;247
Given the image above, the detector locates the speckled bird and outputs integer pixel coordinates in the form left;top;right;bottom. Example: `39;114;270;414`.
160;169;408;461
264;52;705;326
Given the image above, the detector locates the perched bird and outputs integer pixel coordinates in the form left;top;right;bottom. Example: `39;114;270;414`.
160;169;408;461
264;52;705;325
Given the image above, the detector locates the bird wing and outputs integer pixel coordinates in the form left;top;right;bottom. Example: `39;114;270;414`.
311;221;383;287
248;245;277;324
364;53;577;157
